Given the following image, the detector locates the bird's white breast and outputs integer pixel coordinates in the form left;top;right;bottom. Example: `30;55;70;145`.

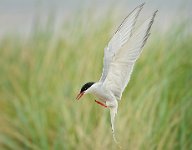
88;82;114;102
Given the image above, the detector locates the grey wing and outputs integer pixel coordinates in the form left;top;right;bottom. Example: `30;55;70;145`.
99;3;145;82
104;11;158;100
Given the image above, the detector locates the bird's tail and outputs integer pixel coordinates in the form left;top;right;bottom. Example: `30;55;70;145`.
109;106;118;143
110;107;124;150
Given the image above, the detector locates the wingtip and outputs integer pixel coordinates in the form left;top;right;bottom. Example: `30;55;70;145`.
138;2;145;10
152;10;158;20
133;2;145;11
140;2;146;7
129;2;145;15
141;10;158;49
154;10;158;15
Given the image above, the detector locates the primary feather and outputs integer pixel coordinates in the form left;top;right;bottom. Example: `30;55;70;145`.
99;3;145;82
103;10;158;100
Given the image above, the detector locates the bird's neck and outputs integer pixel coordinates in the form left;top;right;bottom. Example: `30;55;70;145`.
86;82;101;94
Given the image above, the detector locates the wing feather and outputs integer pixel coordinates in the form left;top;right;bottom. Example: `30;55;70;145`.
99;3;145;82
104;10;158;100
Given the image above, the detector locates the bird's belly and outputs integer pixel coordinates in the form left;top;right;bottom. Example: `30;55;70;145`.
92;89;111;102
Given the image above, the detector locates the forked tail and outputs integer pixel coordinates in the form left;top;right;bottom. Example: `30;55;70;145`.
110;107;123;149
109;106;119;143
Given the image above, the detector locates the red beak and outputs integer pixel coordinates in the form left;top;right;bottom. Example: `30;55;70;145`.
76;92;84;100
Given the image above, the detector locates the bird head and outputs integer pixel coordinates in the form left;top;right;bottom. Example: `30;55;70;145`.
76;82;95;100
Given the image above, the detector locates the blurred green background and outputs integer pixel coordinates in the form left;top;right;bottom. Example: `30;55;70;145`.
0;0;192;149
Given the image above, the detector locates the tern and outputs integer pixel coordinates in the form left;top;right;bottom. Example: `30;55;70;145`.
76;3;157;142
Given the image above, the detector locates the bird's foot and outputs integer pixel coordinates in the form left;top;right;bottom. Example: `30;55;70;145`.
95;100;108;108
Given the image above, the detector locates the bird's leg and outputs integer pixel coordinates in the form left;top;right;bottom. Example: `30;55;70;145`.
95;100;108;108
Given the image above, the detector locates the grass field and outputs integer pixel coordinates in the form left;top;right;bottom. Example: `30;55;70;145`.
0;13;191;150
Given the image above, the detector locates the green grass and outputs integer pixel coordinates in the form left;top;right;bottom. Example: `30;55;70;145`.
0;13;191;150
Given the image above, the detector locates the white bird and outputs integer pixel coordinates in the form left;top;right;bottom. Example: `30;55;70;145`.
76;3;157;142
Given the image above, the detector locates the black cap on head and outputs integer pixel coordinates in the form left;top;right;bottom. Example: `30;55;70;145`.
80;82;95;93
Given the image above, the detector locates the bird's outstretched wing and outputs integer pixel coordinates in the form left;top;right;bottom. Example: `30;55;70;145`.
99;3;145;82
104;10;158;100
